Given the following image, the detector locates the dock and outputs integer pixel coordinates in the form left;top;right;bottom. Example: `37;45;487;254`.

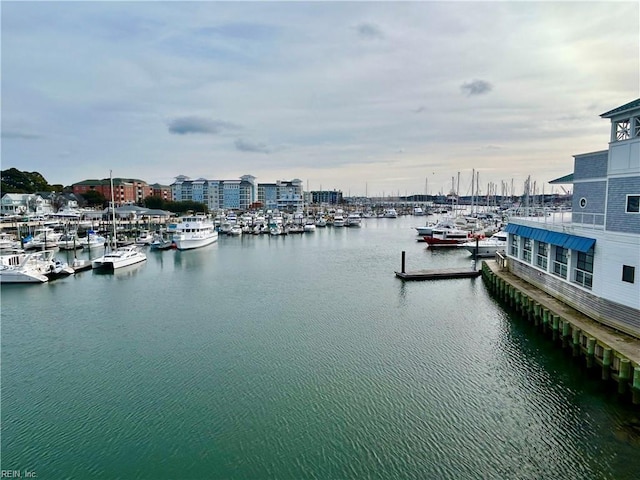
481;259;640;403
395;268;481;280
394;250;480;280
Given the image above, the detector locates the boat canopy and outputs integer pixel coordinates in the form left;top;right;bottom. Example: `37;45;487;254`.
505;224;596;253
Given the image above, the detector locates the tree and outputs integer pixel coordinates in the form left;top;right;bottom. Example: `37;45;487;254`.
1;168;51;193
81;190;107;207
143;195;166;209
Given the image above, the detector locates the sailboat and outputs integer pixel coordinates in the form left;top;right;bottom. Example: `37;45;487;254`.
91;172;147;270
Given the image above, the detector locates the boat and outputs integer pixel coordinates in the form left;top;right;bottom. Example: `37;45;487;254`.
333;210;346;227
346;212;362;227
91;244;147;270
304;221;316;232
91;171;147;270
83;230;107;249
57;231;83;250
415;216;456;236
413;206;424;216
0;249;73;283
149;233;174;250
423;227;471;247
171;214;218;250
0;250;50;283
23;226;62;250
228;225;243;236
461;230;508;257
383;208;398;218
135;230;155;245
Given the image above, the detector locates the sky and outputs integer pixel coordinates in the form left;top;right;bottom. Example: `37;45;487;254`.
2;1;639;198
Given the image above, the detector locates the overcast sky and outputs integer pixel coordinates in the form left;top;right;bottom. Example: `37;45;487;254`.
2;1;638;197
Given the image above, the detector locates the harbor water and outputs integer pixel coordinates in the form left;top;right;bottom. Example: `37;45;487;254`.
2;215;639;479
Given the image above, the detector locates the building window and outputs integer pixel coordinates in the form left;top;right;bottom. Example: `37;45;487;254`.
615;119;631;141
552;246;568;279
622;265;635;283
634;117;640;138
536;242;548;270
626;195;640;213
579;198;587;208
510;235;518;256
574;247;594;289
522;237;532;263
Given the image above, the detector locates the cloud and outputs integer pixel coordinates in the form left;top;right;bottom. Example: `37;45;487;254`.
460;79;493;96
234;138;270;153
1;130;41;139
167;116;240;135
355;22;384;40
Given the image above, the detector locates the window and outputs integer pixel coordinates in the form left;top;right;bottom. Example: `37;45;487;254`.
552;246;568;279
615;119;631;141
510;235;518;256
536;242;548;270
574;247;594;289
579;198;587;208
622;265;635;283
626;195;640;213
522;237;532;263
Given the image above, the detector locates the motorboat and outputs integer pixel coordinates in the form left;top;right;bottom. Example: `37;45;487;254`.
461;230;508;257
149;233;174;250
57;231;83;250
383;208;398;218
346;212;362;227
0;249;73;283
171;214;218;250
228;225;243;236
413;206;424;216
82;230;107;249
333;211;346;227
91;244;147;270
135;230;155;245
416;216;456;236
423;227;471;247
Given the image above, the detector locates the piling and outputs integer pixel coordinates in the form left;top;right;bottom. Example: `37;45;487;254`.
481;259;640;404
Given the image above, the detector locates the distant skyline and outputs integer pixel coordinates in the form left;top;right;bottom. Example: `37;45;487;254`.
2;1;638;197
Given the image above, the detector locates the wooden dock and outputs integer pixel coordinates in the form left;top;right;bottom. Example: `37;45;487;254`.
395;267;481;280
394;250;480;280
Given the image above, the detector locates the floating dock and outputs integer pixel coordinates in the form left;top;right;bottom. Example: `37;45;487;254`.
394;251;480;280
395;268;481;280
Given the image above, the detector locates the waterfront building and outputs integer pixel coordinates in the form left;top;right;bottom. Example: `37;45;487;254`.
149;183;173;202
171;175;257;212
310;190;343;205
72;178;152;205
505;98;640;338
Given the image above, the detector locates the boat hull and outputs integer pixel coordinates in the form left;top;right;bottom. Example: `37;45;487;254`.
173;233;218;250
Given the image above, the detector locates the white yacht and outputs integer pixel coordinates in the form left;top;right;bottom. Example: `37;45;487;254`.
384;208;398;218
461;230;508;257
346;212;362;227
171;214;218;250
333;210;346;227
0;250;50;283
91;244;147;270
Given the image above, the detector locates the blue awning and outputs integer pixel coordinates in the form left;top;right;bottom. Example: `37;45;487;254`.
504;223;596;252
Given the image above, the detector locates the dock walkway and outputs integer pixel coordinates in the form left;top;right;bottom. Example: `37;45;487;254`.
395;268;481;280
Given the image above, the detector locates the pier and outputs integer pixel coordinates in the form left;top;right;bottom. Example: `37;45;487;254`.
482;258;640;404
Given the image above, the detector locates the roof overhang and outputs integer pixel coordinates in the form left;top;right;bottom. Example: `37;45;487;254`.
505;224;595;253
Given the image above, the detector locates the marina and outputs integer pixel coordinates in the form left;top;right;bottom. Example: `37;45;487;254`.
2;214;639;479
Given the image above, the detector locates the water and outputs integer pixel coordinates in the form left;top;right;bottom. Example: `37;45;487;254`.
2;216;639;479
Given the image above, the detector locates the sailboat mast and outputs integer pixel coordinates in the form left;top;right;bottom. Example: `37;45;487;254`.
110;171;117;249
